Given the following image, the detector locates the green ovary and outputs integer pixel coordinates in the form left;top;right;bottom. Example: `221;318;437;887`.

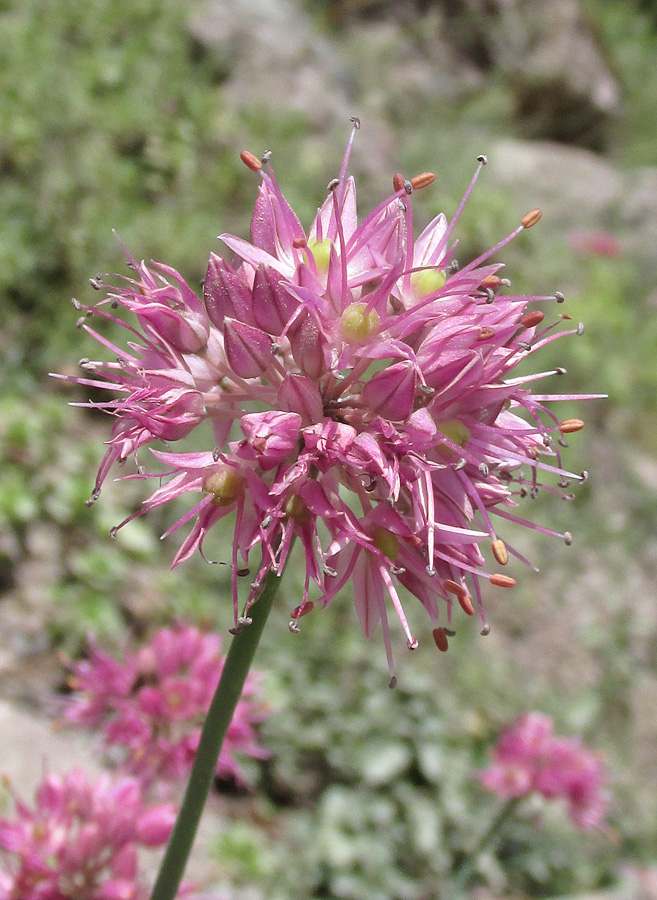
372;526;400;562
437;419;470;447
411;268;446;298
307;237;332;275
340;302;381;342
203;467;244;505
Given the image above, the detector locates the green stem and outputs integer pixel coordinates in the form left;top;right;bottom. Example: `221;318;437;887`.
149;568;282;900
450;797;522;897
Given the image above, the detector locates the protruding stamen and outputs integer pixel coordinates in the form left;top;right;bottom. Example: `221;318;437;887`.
458;593;474;616
480;274;501;289
491;539;508;566
444;579;468;598
559;418;585;434
564;532;573;545
291;601;314;619
477;154;488;165
480;624;491;636
240;150;262;172
410;171;435;190
554;291;565;303
407;637;419;650
403;179;413;195
521;208;542;229
389;676;398;689
350;115;361;129
489;573;516;588
327;177;340;192
433;627;449;652
261;150;272;164
521;310;545;328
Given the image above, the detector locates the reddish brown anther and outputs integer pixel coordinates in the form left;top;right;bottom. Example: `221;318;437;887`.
291;601;314;619
521;310;545;329
433;627;449;652
393;173;405;192
457;593;475;616
480;274;501;289
444;579;467;598
491;538;509;566
490;573;516;588
559;418;585;434
478;327;496;341
410;171;436;190
292;237;307;249
240;150;262;172
521;208;542;229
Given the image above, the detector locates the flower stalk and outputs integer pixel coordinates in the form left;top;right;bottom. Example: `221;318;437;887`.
450;797;521;895
149;566;282;900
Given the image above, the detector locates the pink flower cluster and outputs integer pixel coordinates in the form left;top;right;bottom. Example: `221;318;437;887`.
480;713;609;831
0;769;175;900
60;121;601;676
65;624;268;786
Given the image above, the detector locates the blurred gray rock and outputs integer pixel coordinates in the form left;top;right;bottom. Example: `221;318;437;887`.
188;0;349;125
444;0;621;150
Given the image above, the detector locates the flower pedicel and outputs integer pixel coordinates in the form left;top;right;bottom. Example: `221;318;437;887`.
57;120;603;681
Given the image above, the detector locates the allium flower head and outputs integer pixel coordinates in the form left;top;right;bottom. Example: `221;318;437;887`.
480;712;609;831
65;624;268;786
59;121;602;679
0;768;175;900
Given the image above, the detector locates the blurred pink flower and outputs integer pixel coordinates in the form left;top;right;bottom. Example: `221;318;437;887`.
65;624;269;786
480;712;609;831
0;768;175;900
59;123;602;677
568;229;621;258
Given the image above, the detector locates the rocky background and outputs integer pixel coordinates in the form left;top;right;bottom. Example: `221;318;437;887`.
1;0;657;897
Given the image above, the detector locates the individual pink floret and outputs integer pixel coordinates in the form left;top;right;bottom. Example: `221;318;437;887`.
65;624;269;787
480;712;609;831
